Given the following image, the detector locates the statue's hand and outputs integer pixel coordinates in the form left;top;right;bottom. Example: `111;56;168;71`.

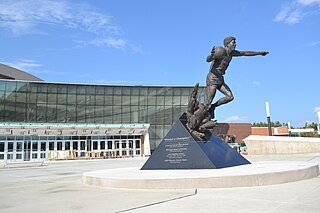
260;51;269;56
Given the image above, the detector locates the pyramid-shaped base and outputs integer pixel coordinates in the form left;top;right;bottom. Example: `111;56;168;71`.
141;113;250;170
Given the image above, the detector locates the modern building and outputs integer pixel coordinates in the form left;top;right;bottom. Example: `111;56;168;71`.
0;63;43;81
0;64;205;163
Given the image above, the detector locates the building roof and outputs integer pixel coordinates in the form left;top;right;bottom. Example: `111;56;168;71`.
0;63;43;82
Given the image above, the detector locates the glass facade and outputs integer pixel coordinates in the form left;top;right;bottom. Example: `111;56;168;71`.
0;135;142;162
0;79;205;150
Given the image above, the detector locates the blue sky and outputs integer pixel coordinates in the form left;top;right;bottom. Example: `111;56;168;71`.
0;0;319;127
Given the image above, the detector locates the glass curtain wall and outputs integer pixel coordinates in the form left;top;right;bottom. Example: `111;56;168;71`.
0;80;205;150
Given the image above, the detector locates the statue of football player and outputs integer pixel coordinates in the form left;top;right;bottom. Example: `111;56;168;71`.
206;36;269;118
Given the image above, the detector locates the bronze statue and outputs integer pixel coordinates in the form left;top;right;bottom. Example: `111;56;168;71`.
187;36;269;138
206;36;269;116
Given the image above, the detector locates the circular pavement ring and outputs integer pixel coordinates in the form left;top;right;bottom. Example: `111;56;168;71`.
82;161;319;189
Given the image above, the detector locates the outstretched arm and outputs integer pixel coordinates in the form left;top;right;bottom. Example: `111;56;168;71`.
232;50;269;57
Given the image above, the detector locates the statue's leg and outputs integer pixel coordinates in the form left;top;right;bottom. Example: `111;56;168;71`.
212;83;234;108
205;85;217;106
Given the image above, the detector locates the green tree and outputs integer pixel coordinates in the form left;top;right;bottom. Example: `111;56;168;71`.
251;121;286;127
301;122;319;137
305;122;318;131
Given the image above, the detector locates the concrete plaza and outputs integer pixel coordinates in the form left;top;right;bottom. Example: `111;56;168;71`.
0;154;319;213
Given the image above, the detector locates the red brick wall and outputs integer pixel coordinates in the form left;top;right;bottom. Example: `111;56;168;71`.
212;124;289;143
251;127;289;136
251;127;273;136
212;123;252;143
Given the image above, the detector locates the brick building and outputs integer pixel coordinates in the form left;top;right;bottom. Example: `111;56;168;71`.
251;126;289;136
213;124;291;143
212;123;252;143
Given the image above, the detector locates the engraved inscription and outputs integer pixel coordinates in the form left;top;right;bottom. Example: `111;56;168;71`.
164;140;189;164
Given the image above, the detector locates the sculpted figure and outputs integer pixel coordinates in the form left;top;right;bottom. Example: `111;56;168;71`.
187;84;217;138
186;83;200;123
186;36;269;138
206;36;269;117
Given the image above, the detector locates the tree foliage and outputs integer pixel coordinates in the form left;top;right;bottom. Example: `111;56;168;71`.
252;121;286;127
251;121;319;137
305;122;318;131
301;122;319;137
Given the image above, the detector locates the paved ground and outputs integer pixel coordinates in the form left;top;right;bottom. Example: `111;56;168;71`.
0;154;319;213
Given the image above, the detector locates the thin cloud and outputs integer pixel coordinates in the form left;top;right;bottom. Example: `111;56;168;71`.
0;0;145;52
298;0;320;5
89;38;126;48
308;41;320;47
252;81;261;86
285;10;303;24
274;0;320;24
74;38;127;49
4;59;42;71
0;0;116;35
2;59;68;76
224;116;247;123
314;106;320;112
131;45;146;54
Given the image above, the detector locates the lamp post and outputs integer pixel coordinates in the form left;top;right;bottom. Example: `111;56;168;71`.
265;101;272;136
317;111;320;136
288;121;291;136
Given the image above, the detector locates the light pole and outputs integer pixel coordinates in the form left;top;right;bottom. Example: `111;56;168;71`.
317;111;320;136
288;121;291;136
265;101;272;136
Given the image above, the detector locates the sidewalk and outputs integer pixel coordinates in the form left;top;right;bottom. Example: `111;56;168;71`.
0;154;319;213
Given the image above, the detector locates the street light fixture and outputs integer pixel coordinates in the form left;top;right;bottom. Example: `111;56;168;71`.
265;101;272;136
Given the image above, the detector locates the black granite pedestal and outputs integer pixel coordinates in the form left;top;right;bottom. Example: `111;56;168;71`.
141;113;250;170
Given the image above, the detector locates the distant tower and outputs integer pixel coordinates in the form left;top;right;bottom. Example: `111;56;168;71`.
265;101;272;136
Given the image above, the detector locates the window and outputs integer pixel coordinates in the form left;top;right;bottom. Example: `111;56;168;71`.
16;92;27;103
73;142;78;150
0;142;4;152
65;142;70;150
100;141;105;150
57;94;67;104
129;140;133;149
115;141;120;149
40;153;46;158
32;142;38;151
57;142;62;150
93;141;98;150
17;142;23;152
49;142;54;150
80;141;85;150
122;141;126;148
107;141;112;150
8;142;14;152
41;142;46;151
135;140;140;149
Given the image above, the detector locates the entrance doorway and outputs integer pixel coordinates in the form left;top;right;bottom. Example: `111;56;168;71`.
24;141;31;161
